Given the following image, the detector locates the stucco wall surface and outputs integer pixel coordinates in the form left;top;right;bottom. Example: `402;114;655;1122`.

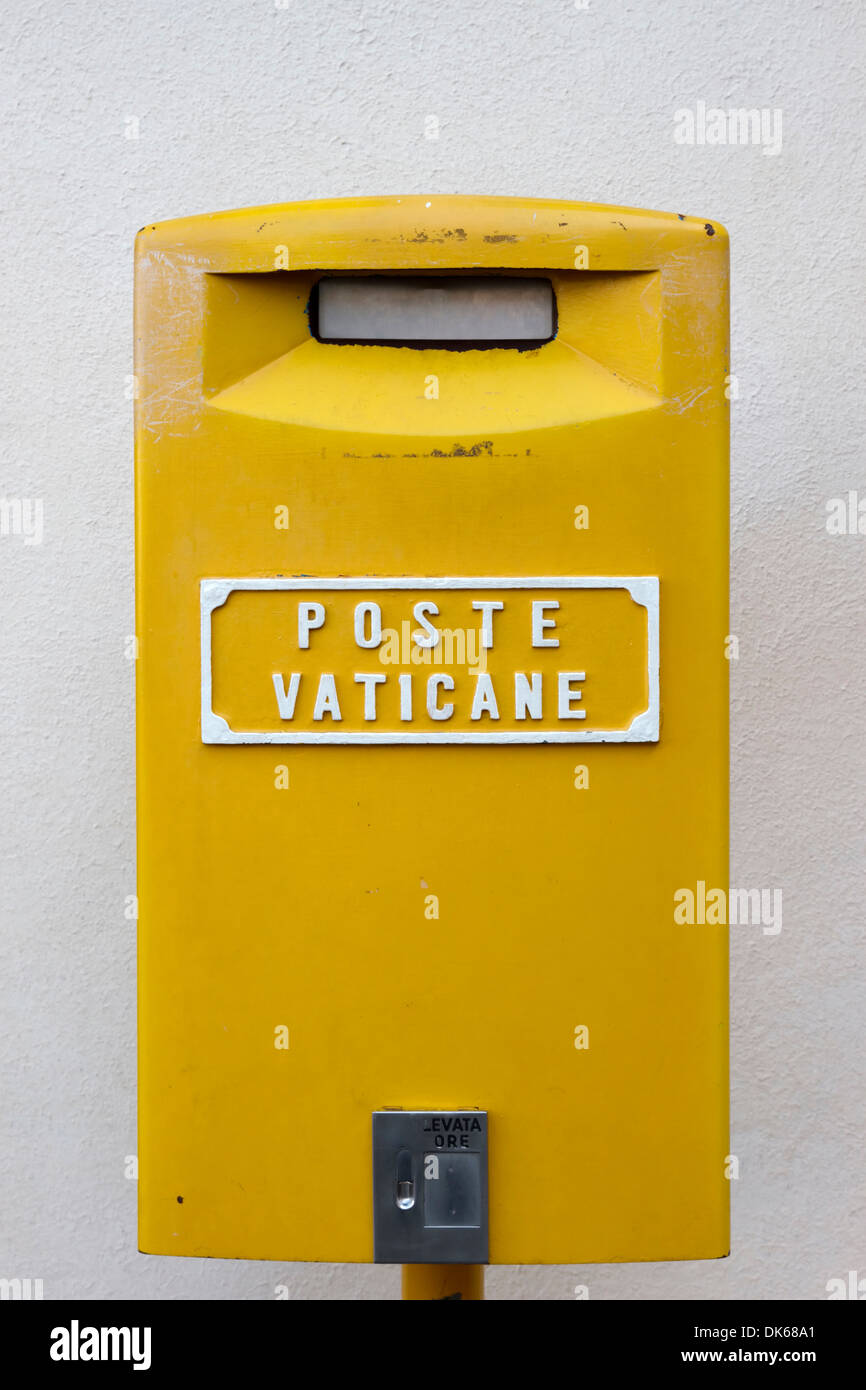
0;0;863;1299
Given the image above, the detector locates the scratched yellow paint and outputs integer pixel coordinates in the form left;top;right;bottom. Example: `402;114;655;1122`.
135;196;729;1263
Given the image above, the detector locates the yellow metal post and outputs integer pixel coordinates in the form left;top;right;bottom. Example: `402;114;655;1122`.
402;1265;484;1301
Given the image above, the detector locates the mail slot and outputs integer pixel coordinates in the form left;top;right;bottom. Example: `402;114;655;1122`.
135;195;729;1267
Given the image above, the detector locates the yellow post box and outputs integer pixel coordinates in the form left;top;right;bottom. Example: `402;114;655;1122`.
135;195;729;1270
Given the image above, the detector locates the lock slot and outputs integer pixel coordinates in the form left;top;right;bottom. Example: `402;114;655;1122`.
312;274;556;350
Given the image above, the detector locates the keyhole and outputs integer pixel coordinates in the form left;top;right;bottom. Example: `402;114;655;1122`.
395;1148;415;1210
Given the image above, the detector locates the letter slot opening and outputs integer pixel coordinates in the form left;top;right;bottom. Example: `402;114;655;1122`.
312;275;556;349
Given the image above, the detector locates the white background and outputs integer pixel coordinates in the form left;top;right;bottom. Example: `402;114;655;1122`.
1;0;863;1300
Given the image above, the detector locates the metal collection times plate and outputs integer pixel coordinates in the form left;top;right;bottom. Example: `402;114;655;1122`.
372;1112;489;1264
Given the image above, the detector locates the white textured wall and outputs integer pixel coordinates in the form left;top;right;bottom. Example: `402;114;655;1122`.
1;0;863;1301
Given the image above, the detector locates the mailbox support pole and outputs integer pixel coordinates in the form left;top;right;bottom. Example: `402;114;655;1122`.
401;1265;485;1301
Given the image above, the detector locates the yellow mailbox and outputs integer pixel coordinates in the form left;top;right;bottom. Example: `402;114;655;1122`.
135;196;729;1272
